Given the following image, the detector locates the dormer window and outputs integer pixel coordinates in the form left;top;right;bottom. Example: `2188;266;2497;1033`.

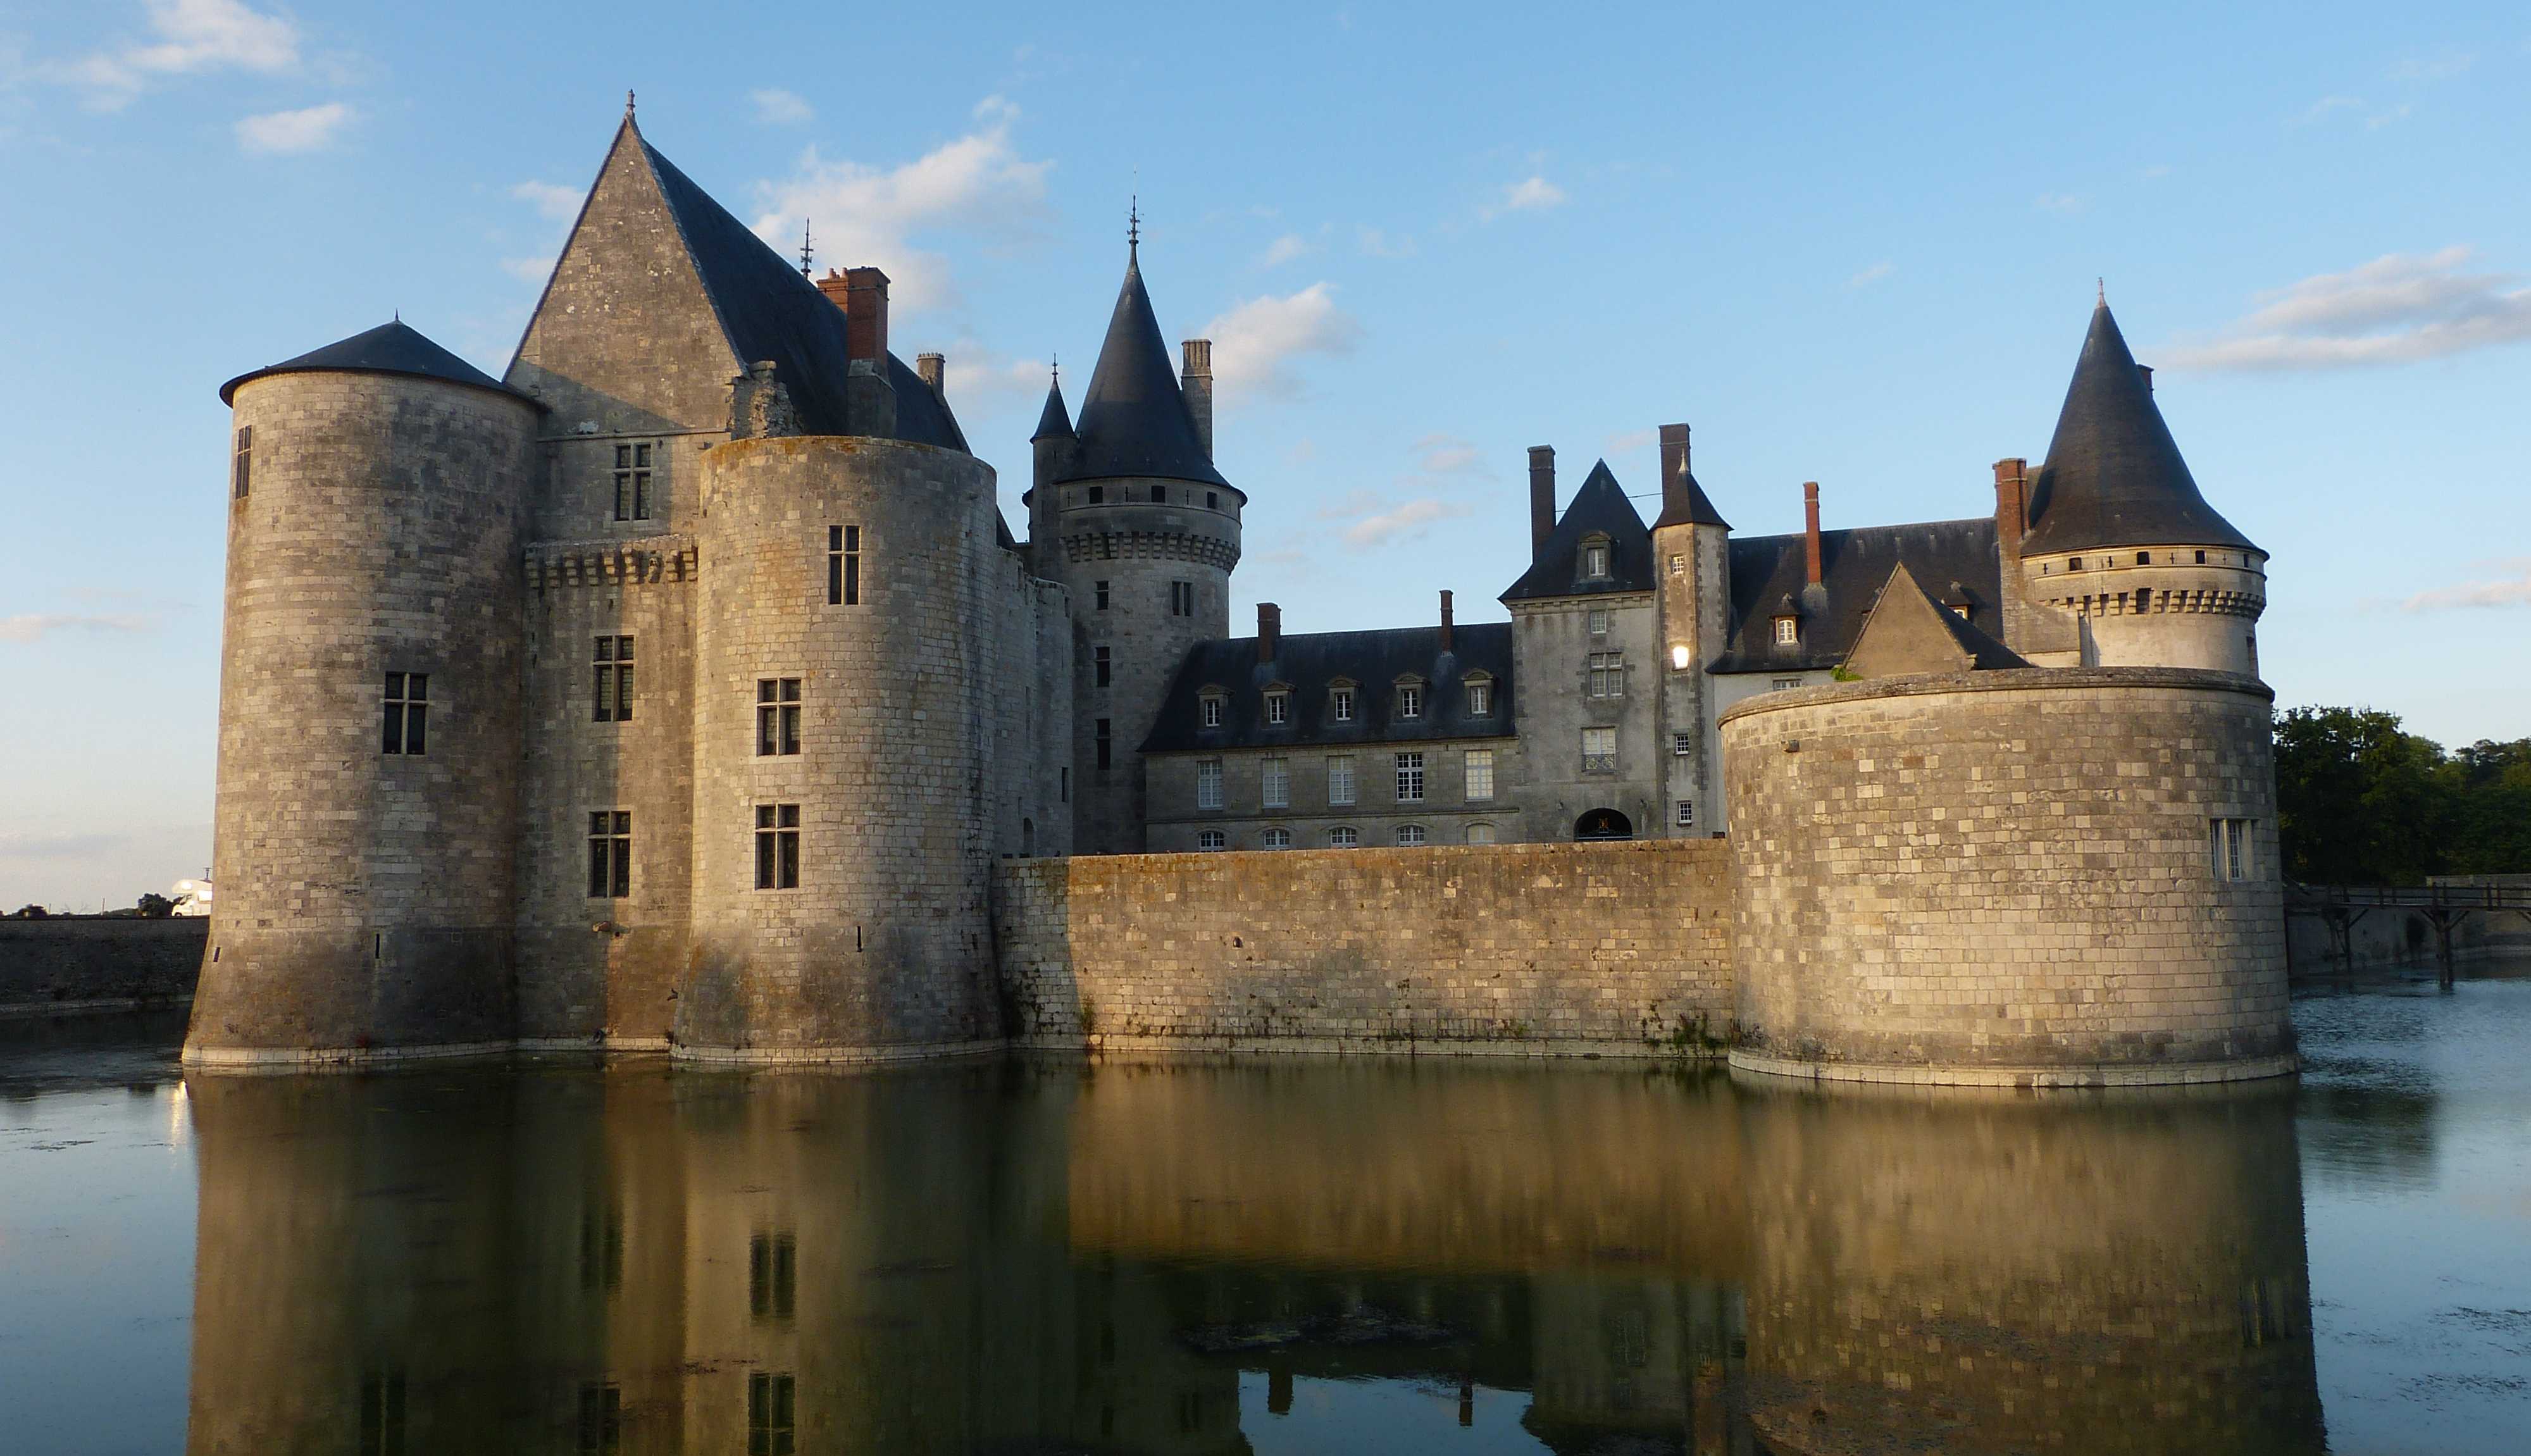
1773;616;1799;646
1329;681;1357;722
1263;687;1291;725
1395;680;1424;719
1199;690;1227;728
1579;537;1612;580
1462;673;1494;718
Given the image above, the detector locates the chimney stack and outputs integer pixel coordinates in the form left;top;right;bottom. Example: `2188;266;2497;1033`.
1658;423;1693;520
1181;339;1214;460
1527;446;1557;554
1257;602;1281;665
1992;457;2029;556
916;352;945;397
1438;590;1455;653
818;266;891;363
2136;364;2154;397
1802;482;1823;587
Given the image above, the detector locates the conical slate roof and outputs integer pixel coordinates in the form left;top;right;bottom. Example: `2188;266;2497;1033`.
1651;461;1730;530
220;319;531;406
1056;246;1227;487
2020;302;2253;556
1500;460;1657;602
1031;375;1074;441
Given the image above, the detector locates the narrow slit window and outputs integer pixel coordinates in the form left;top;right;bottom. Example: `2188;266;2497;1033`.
749;1232;797;1321
1170;580;1195;617
382;672;428;755
828;525;861;606
232;426;252;499
1095;645;1112;688
756;679;802;756
2211;818;2255;882
755;804;800;890
1095;718;1112;770
592;636;634;722
1095;580;1110;611
587;811;631;899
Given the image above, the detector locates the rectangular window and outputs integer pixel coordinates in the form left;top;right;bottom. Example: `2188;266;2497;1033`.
1772;676;1803;691
747;1372;795;1456
828;525;861;606
1583;544;1610;577
1264;689;1289;725
1467;822;1496;845
756;678;802;756
1395;824;1426;847
1095;580;1110;610
359;1372;406;1456
1328;756;1356;806
1396;684;1423;719
1151;483;1168;503
1676;799;1695;828
2211;818;2255;881
1207;491;1219;509
587;811;631;899
1395;751;1426;803
232;425;252;499
1588;607;1610;635
1329;825;1359;847
577;1383;621;1456
1261;757;1290;809
749;1232;796;1321
1261;827;1291;849
1464;749;1495;801
1095;718;1112;769
1672;733;1692;756
1331;687;1356;722
1465;680;1492;716
1170;580;1195;617
1197;829;1226;850
1200;694;1225;728
1087;485;1105;505
1581;726;1617;774
592;636;634;722
754;804;800;890
1095;645;1112;688
1588;652;1625;697
613;442;654;522
1196;759;1224;810
1669;552;1684;576
382;672;428;755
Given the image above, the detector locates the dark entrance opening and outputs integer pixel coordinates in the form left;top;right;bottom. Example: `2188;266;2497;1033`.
1574;809;1634;842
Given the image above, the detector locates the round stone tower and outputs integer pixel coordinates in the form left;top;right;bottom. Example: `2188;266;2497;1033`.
2015;301;2267;676
187;321;537;1065
673;432;1007;1061
1026;239;1241;854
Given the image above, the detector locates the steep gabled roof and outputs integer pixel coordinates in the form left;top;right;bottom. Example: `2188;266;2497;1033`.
1057;245;1226;487
1842;563;2030;679
2020;301;2251;557
1031;375;1074;440
1712;518;2003;673
1500;461;1657;603
221;320;534;407
1141;623;1515;754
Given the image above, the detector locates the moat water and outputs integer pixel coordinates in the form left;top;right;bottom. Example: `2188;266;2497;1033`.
2;974;2526;1455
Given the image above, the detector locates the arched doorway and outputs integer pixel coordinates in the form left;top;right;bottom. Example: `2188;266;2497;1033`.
1574;808;1633;842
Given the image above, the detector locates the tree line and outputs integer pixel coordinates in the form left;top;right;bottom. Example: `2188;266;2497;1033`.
2275;707;2531;886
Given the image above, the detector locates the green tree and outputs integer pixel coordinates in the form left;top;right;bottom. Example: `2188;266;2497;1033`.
135;892;175;919
2273;709;2531;885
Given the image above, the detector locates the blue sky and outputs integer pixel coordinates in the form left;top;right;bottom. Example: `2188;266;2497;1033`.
3;1;2527;907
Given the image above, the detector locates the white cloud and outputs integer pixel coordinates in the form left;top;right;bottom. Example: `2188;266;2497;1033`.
1357;227;1417;259
1410;432;1486;478
1489;175;1566;216
2391;49;2473;82
750;94;1051;315
510;180;582;220
501;256;555;284
235;100;349;154
55;0;299;109
2402;560;2531;611
2165;247;2531;371
1259;233;1309;268
1200;283;1361;404
750;87;812;126
1848;261;1895;289
2296;93;2412;129
1341;497;1471;549
2034;192;2086;215
1603;427;1656;456
0;612;154;643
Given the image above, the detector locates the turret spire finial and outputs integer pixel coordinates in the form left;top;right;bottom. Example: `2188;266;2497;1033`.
2098;277;2106;307
625;89;636;119
1051;352;1059;385
1128;194;1140;256
799;219;814;277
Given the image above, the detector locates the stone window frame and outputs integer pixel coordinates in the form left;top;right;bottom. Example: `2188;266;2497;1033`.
1328;679;1359;723
1094;645;1112;688
613;440;658;522
1195;759;1224;811
1466;821;1496;845
592;636;635;723
1586;652;1626;699
749;1231;796;1321
382;671;429;756
1327;755;1357;806
1260;756;1290;809
1395;824;1427;847
1329;825;1359;848
1169;580;1195;618
1464;747;1496;802
1197;829;1228;851
1772;615;1799;646
1676;799;1696;829
587;810;631;899
828;525;861;606
1579;533;1613;582
1261;827;1292;849
1395;750;1426;804
1262;684;1292;726
1462;672;1495;718
1588;607;1611;637
753;804;800;890
1394;677;1426;721
1771;676;1803;692
1580;726;1617;775
1668;552;1684;576
2211;818;2256;882
1198;688;1228;729
756;678;802;757
1672;733;1692;757
1095;718;1112;770
1086;485;1105;505
1095;580;1110;611
232;425;252;500
748;1373;796;1456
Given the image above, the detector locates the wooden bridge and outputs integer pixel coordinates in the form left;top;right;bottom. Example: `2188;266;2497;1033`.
2287;883;2531;988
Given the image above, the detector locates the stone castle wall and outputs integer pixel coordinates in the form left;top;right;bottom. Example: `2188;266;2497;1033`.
994;838;1735;1057
0;918;207;1016
1722;668;2292;1086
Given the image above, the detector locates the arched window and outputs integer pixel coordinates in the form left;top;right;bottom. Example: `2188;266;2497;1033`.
1466;822;1495;845
1574;808;1633;841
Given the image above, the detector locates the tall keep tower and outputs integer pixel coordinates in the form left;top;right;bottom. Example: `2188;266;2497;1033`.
1648;424;1732;837
1027;233;1243;853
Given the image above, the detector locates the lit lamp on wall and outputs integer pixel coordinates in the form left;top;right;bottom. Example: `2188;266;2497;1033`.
1670;644;1692;671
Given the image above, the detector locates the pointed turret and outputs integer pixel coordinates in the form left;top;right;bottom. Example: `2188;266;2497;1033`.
1031;373;1074;441
2021;302;2253;557
1060;244;1228;487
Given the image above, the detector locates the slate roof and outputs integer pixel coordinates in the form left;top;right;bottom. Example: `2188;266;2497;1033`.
1031;376;1074;440
1844;563;2030;676
1710;518;2005;674
1141;623;1515;754
1651;459;1731;530
1499;461;1658;603
2020;302;2253;557
220;320;535;407
1057;245;1228;488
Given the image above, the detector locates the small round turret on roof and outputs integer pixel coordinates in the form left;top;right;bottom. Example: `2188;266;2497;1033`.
218;320;538;408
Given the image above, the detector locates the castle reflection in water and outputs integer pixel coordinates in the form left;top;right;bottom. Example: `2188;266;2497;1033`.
183;1061;2326;1455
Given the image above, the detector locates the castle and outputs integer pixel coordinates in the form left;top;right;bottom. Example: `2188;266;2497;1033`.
187;106;2289;1083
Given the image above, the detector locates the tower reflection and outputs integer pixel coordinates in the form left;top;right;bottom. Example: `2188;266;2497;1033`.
183;1060;2322;1453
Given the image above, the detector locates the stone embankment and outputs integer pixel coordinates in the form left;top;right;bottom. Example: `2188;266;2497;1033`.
0;918;207;1017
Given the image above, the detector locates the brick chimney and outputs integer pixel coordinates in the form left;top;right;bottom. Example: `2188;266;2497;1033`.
1803;482;1823;587
1992;457;2029;557
916;352;945;397
1528;446;1557;554
1658;423;1693;520
1257;602;1281;665
818;266;890;363
1438;590;1455;653
1181;339;1214;459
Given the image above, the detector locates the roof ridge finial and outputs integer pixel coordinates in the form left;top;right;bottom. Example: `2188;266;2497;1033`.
799;219;814;277
625;89;635;120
